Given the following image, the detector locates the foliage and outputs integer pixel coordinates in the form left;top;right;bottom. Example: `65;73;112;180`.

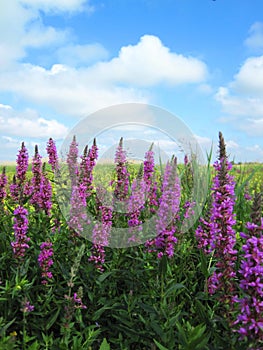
0;135;262;349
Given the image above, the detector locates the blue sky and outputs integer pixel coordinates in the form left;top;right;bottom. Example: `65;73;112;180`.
1;0;263;163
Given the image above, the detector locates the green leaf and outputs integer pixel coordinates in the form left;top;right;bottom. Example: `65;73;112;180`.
97;271;113;283
153;339;169;350
99;338;110;350
164;283;185;298
46;307;61;330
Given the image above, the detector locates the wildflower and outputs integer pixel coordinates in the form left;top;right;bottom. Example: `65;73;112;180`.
146;158;180;258
113;137;129;203
89;190;112;270
10;175;19;202
143;146;158;213
30;145;43;209
127;178;147;243
16;142;29;185
40;165;52;216
0;167;7;203
63;287;87;328
79;139;98;195
196;132;237;302
10;142;29;202
46;138;59;172
234;193;263;343
67;135;79;187
21;299;34;313
38;241;54;284
69;183;90;236
11;206;30;260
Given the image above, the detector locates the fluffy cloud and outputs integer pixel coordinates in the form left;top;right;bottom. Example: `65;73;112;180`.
0;1;71;68
215;55;263;136
0;104;68;139
20;0;92;13
245;22;263;51
0;35;207;116
91;35;208;86
55;43;109;66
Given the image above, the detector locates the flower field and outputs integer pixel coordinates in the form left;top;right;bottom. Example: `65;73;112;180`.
0;133;263;350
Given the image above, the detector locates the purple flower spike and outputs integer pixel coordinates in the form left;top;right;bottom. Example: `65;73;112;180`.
38;241;54;284
196;132;237;304
113;137;129;202
0;167;7;203
146;159;180;258
11;206;30;260
16;142;29;185
46;138;59;172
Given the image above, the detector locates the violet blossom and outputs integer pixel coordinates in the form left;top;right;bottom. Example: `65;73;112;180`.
46;138;59;172
127;178;147;243
143;146;158;213
21;299;34;313
38;241;54;284
10;143;29;203
113;137;129;203
234;193;263;343
196;132;237;303
146;159;180;258
0;167;7;204
67;135;79;187
11;206;30;260
89;186;112;270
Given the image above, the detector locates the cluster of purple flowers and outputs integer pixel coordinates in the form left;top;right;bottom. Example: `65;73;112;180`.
143;147;158;213
10;142;29;202
79;139;98;194
46;138;59;172
89;193;112;270
11;206;30;260
0;167;7;203
127;178;147;243
113;137;129;202
30;146;52;215
196;132;237;301
20;298;34;313
38;241;54;284
67;135;79;186
234;218;263;342
146;159;180;258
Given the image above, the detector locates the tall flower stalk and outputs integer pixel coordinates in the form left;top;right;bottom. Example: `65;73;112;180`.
89;187;112;271
234;193;263;344
38;241;54;285
146;158;180;258
67;135;79;187
143;145;158;213
10;206;30;260
10;142;29;203
79;139;98;196
113;137;129;203
30;145;42;210
0;167;7;204
196;132;237;303
46;138;59;173
127;178;147;243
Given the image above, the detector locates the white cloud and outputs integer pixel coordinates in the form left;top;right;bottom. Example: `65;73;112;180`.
20;0;93;13
232;56;263;95
90;35;208;87
245;22;263;51
21;24;69;48
0;1;71;68
0;104;68;139
215;55;263;136
0;35;208;116
55;43;109;66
